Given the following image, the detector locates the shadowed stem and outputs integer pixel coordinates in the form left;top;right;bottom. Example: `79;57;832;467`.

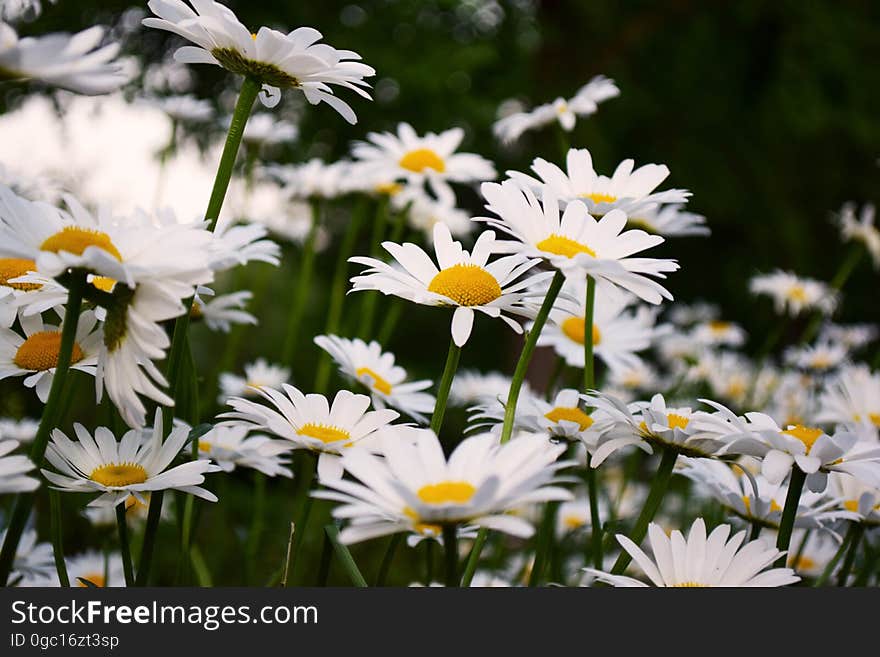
836;522;864;586
430;340;462;435
359;197;390;339
0;271;85;586
774;466;807;569
285;451;316;586
282;200;322;366
325;524;367;587
50;491;70;587
375;534;402;586
443;525;459;587
814;521;858;587
116;504;134;587
581;275;603;569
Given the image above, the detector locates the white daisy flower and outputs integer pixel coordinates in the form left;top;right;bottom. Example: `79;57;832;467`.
143;0;375;120
0;529;53;586
196;424;292;478
66;551;126;588
41;409;219;507
492;75;619;143
765;372;816;428
838;202;880;267
787;529;841;578
827;472;880;526
699;351;755;408
267;159;350;200
352;122;496;203
313;334;435;422
83;492;158;527
0;21;128;95
667;300;719;326
448;369;528;408
1;0;55;22
690;319;746;348
818;323;877;352
556;495;609;539
0;439;38;493
508;148;690;218
1;269;69;327
816;364;880;438
144;94;214;123
604;361;661;403
749;270;837;316
784;340;848;374
538;277;663;371
217;358;290;404
405;191;474;243
314;430;573;544
478;180;679;304
241;112;298;147
585;518;800;587
627;203;709;237
350;223;551;347
219;385;401;481
0;310;101;402
191;290;256;333
0;417;38;443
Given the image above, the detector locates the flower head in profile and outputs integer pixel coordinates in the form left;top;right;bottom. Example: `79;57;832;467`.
196;424;292;478
25;551;126;588
0;21;129;95
314;431;573;544
690;319;746;348
0;417;39;443
508;148;690;218
241;112;298;147
838;202;879;267
784;340;847;374
314;335;435;422
448;369;531;408
143;0;375;120
144;93;214;123
749;270;837;317
585;518;799;587
626;203;709;237
0;439;38;493
0;529;53;586
191;290;256;333
350;223;551;347
478;180;678;304
42;409;219;507
817;364;880;439
218;358;290;403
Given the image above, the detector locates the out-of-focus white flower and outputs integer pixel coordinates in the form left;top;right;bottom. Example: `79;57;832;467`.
143;94;214;123
218;358;290;404
241;113;298;147
838;202;880;267
749;270;837;317
627;203;709;237
784;341;848;374
690;319;746;348
191;290;256;333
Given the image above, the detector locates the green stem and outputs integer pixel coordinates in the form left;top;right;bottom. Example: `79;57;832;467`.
749;521;763;541
425;540;435;586
430;339;462;435
774;466;807;568
836;523;864;587
325;524;367;587
800;243;864;344
545;356;566;400
281;200;322;365
610;447;678;575
585;465;603;569
528;501;558;586
49;491;70;587
376;300;404;346
116;504;134;587
245;471;266;584
583;275;596;391
0;271;85;586
460;530;488;587
814;522;858;587
285;452;316;586
375;534;402;586
316;527;333;586
359;197;390;339
442;525;459;587
853;543;879;587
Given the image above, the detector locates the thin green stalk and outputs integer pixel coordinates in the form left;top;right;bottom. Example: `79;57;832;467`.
245;471;266;584
814;522;858;587
749;521;763;541
0;271;85;586
425;540;435;586
853;543;879;587
49;491;70;587
316;527;333;586
325;524;367;587
610;447;678;575
793;528;812;567
460;528;488;587
583;275;596;391
442;525;459;587
285;452;316;586
774;466;807;568
545;356;566;400
800;243;864;344
137;76;260;587
585;465;603;569
528;501;558;586
836;522;864;587
359;197;390;339
281;200;322;365
375;533;402;586
376;300;404;345
430;340;462;435
116;504;134;587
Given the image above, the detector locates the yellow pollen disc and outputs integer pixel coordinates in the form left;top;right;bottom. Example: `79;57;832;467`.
124;494;148;513
14;331;85;371
726;381;746;399
427;264;501;306
297;423;351;445
77;573;106;588
579;192;618;205
870;413;880;427
40;226;122;261
0;258;40;290
810;356;832;369
544;406;594;431
791;556;816;571
672;582;707;588
770;499;782;512
89;463;148;487
356;366;392;395
563;514;585;529
374;182;403;196
781;424;823;454
198;441;212;453
844;499;860;513
667;414;690;430
251;32;258;40
787;285;807;302
536;234;596;259
556;102;568;115
708;320;731;333
417;481;476;505
90;276;116;293
560;317;601;346
403;507;443;534
399;148;446;173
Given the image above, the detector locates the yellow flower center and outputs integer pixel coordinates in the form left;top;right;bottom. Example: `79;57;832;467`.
535;234;596;259
356;367;393;395
787;285;807;302
726;380;747;399
14;331;85;371
781;424;823;454
297;423;351;445
555;101;569;115
667;414;690;430
399;148;446;173
251;32;258;40
672;582;708;588
89;463;148;487
198;440;212;453
844;499;860;513
417;481;476;505
560;317;601;345
0;258;39;290
870;413;880;428
544;406;594;431
77;573;106;588
427;264;502;306
90;276;116;293
790;555;816;572
374;182;403;196
563;514;585;529
741;496;781;515
403;508;443;535
124;493;149;515
810;356;832;370
40;226;122;260
579;192;618;205
708;320;731;333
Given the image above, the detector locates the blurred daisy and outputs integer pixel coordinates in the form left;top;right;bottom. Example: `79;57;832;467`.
268;159;350;200
787;529;840;578
220;385;400;481
143;0;375;120
817;364;880;438
0;439;38;493
352;123;496;203
784;341;847;374
627;203;709;237
765;372;816;428
1;1;56;22
479;180;678;304
691;319;746;348
39;551;128;588
196;424;292;478
818;323;877;351
191;290;256;333
827;472;880;527
84;492;157;527
448;370;528;407
492;75;619;144
314;431;573;544
0;529;53;586
144;94;214;123
0;21;128;94
699;351;755;408
314;335;435;422
0;259;67;328
350;223;550;347
0;417;38;443
42;410;219;507
508;148;690;218
604;361;661;403
667;301;719;327
585;518;799;587
242;112;298;147
749;270;837;316
0;310;101;402
838;202;879;267
218;358;290;403
405;191;474;243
